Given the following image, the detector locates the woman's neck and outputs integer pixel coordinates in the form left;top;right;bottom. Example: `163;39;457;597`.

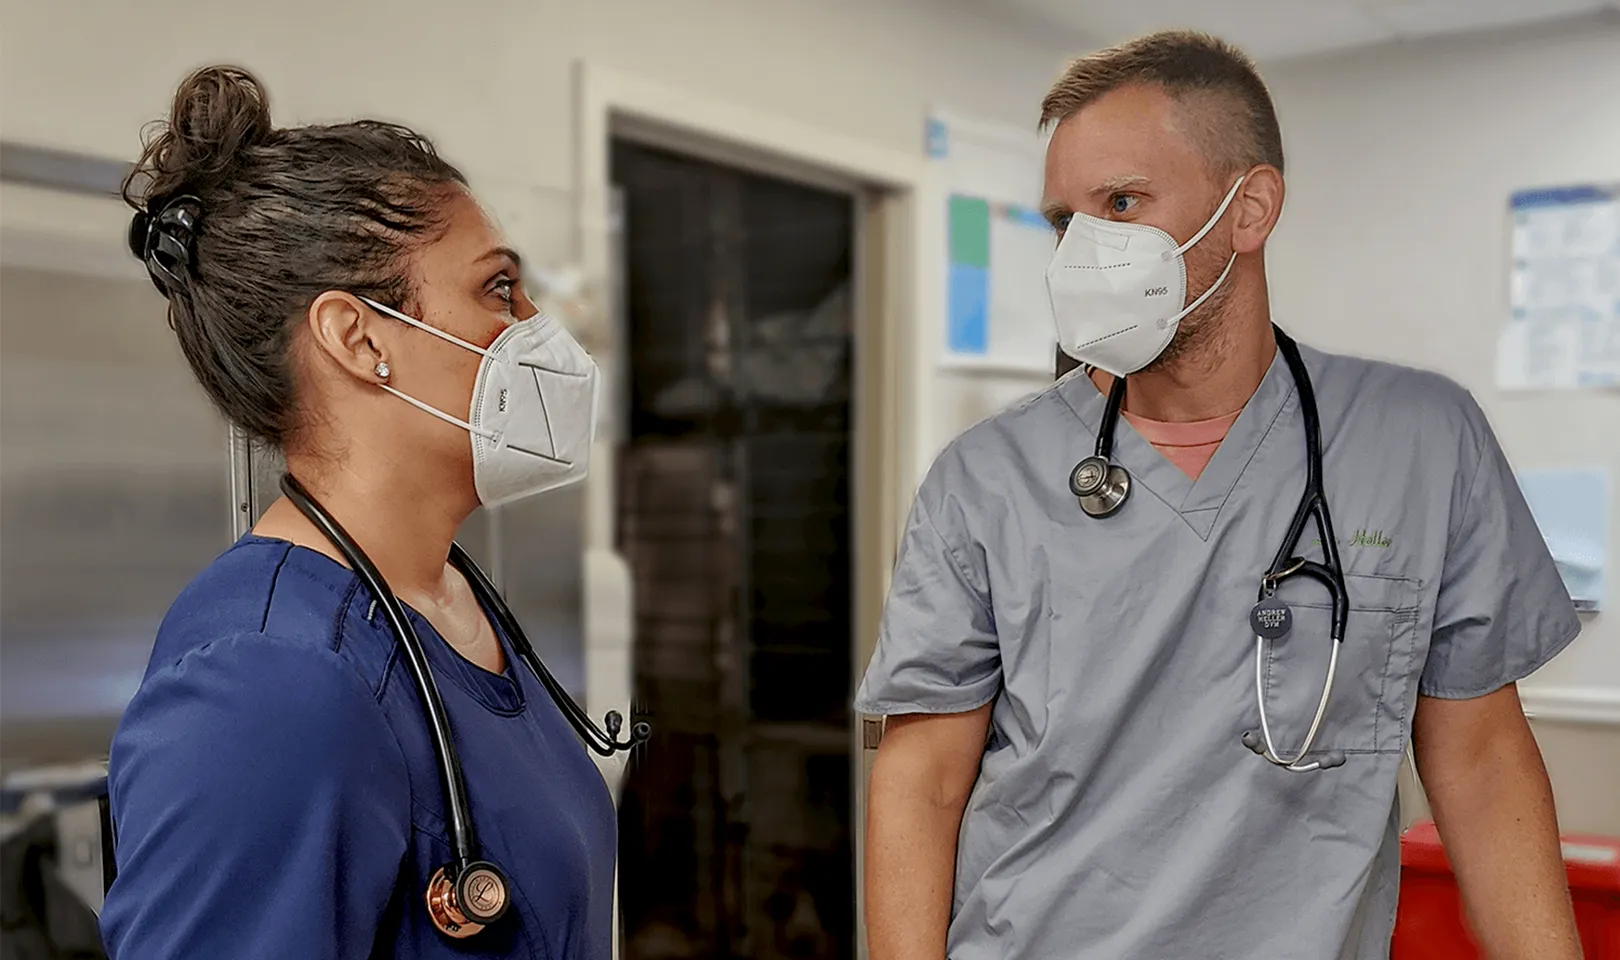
255;452;475;603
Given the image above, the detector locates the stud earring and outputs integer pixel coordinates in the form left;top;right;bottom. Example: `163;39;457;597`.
375;360;391;380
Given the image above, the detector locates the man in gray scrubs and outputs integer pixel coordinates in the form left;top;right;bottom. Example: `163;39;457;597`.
857;31;1584;960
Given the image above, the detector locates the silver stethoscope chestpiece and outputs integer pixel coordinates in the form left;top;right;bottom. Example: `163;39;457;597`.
1071;455;1131;518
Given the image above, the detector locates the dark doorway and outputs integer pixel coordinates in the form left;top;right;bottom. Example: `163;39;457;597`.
612;139;854;960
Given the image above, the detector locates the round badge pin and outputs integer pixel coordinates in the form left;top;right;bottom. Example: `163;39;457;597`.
1250;596;1293;641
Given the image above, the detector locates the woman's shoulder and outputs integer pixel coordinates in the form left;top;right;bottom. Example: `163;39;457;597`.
105;623;415;957
115;534;407;795
128;533;393;749
109;536;413;871
109;624;413;841
147;534;393;694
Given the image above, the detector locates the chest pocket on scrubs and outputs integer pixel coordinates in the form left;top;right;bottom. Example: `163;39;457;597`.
1262;573;1421;756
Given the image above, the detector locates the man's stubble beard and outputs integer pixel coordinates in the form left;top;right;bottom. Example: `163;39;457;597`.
1139;242;1238;377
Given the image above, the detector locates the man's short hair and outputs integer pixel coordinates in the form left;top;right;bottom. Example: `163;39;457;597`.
1041;30;1285;176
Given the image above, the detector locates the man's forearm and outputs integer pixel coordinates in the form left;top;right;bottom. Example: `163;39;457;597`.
864;761;967;959
1420;699;1581;958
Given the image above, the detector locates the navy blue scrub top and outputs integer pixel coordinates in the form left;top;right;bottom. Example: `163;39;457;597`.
101;535;616;959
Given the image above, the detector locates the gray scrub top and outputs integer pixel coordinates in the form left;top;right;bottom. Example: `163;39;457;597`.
855;342;1580;960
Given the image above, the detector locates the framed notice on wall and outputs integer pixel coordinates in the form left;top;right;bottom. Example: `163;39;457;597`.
1517;468;1609;612
929;111;1056;375
1496;183;1620;390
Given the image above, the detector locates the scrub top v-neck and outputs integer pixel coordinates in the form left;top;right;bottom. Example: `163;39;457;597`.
1120;406;1240;480
101;535;617;960
1076;350;1299;539
855;341;1579;960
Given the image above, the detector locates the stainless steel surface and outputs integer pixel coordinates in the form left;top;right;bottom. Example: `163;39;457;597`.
53;799;107;913
0;141;129;197
0;180;231;772
860;717;884;751
228;426;254;539
491;492;587;699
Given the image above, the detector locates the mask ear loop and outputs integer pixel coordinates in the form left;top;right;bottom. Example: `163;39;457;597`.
1163;175;1248;261
357;296;501;442
1165;251;1238;327
360;295;495;357
380;383;501;441
1156;175;1247;326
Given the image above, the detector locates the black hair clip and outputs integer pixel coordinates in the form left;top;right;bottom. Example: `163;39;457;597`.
127;195;202;297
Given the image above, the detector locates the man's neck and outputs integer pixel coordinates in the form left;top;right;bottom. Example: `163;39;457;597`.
1090;288;1274;423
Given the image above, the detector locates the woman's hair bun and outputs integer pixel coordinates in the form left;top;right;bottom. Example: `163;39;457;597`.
121;63;467;447
126;65;273;206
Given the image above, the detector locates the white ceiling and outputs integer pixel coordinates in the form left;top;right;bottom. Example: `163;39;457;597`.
994;0;1620;60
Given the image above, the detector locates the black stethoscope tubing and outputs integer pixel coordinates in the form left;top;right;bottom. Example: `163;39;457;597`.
1081;327;1346;614
1097;372;1127;461
278;473;647;878
1261;329;1348;641
1075;325;1352;770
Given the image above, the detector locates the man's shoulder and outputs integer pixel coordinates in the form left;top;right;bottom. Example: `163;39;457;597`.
1302;342;1485;430
1304;342;1468;401
920;377;1076;497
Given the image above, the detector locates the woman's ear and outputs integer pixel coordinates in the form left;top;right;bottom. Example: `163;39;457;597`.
306;291;390;386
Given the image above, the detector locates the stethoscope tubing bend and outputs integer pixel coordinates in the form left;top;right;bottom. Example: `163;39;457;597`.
1075;326;1350;774
277;471;649;938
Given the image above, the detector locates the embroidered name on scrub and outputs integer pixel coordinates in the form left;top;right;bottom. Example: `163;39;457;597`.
1315;529;1394;549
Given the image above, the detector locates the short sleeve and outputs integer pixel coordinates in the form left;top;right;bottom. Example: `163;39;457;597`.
1420;408;1582;699
853;489;1002;716
101;634;412;960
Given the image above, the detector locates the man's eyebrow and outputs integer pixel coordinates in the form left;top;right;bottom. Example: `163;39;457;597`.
1041;174;1153;225
1090;174;1151;195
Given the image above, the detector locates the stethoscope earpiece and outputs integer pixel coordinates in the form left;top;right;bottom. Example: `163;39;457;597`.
1243;731;1347;772
604;710;653;749
426;861;511;938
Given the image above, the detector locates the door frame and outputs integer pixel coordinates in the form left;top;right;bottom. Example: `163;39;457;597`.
574;61;938;960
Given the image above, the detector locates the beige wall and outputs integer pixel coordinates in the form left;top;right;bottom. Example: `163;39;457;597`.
1526;720;1620;835
1264;22;1620;834
0;0;1072;192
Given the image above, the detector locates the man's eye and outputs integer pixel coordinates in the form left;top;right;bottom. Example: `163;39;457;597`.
1052;213;1072;234
1110;194;1138;215
491;278;515;303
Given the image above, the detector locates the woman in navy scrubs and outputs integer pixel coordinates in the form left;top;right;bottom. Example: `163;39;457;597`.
100;65;615;959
